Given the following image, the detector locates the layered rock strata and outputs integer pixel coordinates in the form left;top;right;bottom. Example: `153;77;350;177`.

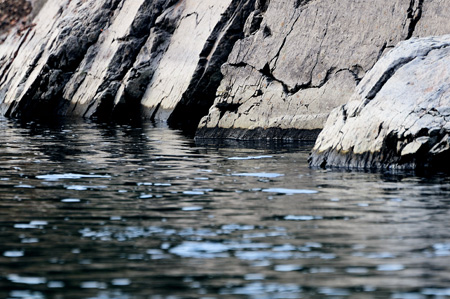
0;0;255;126
309;35;450;170
196;0;450;140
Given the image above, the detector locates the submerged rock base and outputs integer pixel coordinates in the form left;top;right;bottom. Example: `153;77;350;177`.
309;35;450;170
195;127;322;141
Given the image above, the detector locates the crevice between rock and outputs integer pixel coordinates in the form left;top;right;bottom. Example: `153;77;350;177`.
405;0;424;40
92;0;180;121
167;0;257;134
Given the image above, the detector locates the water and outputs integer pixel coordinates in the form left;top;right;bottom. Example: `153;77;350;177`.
0;118;449;299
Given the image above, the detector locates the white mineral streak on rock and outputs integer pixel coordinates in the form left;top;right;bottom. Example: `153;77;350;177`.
140;0;232;120
65;0;145;107
310;35;450;169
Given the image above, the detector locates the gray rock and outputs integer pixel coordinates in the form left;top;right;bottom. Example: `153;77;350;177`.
309;35;450;170
0;0;125;117
0;0;449;141
0;0;255;127
196;0;450;140
414;0;450;37
0;0;34;42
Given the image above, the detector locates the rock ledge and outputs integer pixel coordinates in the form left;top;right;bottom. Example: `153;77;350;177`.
309;35;450;170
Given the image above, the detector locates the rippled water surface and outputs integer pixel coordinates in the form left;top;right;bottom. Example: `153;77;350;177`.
0;118;449;299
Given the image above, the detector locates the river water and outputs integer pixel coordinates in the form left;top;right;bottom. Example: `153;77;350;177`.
0;118;449;299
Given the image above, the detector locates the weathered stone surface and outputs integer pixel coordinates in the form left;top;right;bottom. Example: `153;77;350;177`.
0;0;255;125
309;35;450;170
0;0;125;117
196;0;450;140
1;0;450;141
61;0;176;119
0;0;72;117
414;0;450;37
0;0;33;42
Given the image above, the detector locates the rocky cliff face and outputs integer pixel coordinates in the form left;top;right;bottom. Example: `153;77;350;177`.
0;0;255;128
196;0;450;140
309;35;450;170
0;0;449;141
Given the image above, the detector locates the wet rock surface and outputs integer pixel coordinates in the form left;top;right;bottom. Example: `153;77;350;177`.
309;35;450;170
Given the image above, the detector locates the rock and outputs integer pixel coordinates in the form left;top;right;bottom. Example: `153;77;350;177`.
413;0;450;37
0;0;33;42
0;0;255;127
0;0;127;117
309;35;450;170
0;0;449;140
196;0;450;140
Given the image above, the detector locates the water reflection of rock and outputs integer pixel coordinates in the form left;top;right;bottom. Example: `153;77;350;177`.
0;119;449;297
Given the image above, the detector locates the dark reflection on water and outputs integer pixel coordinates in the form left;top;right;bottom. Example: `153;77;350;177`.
0;117;449;299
